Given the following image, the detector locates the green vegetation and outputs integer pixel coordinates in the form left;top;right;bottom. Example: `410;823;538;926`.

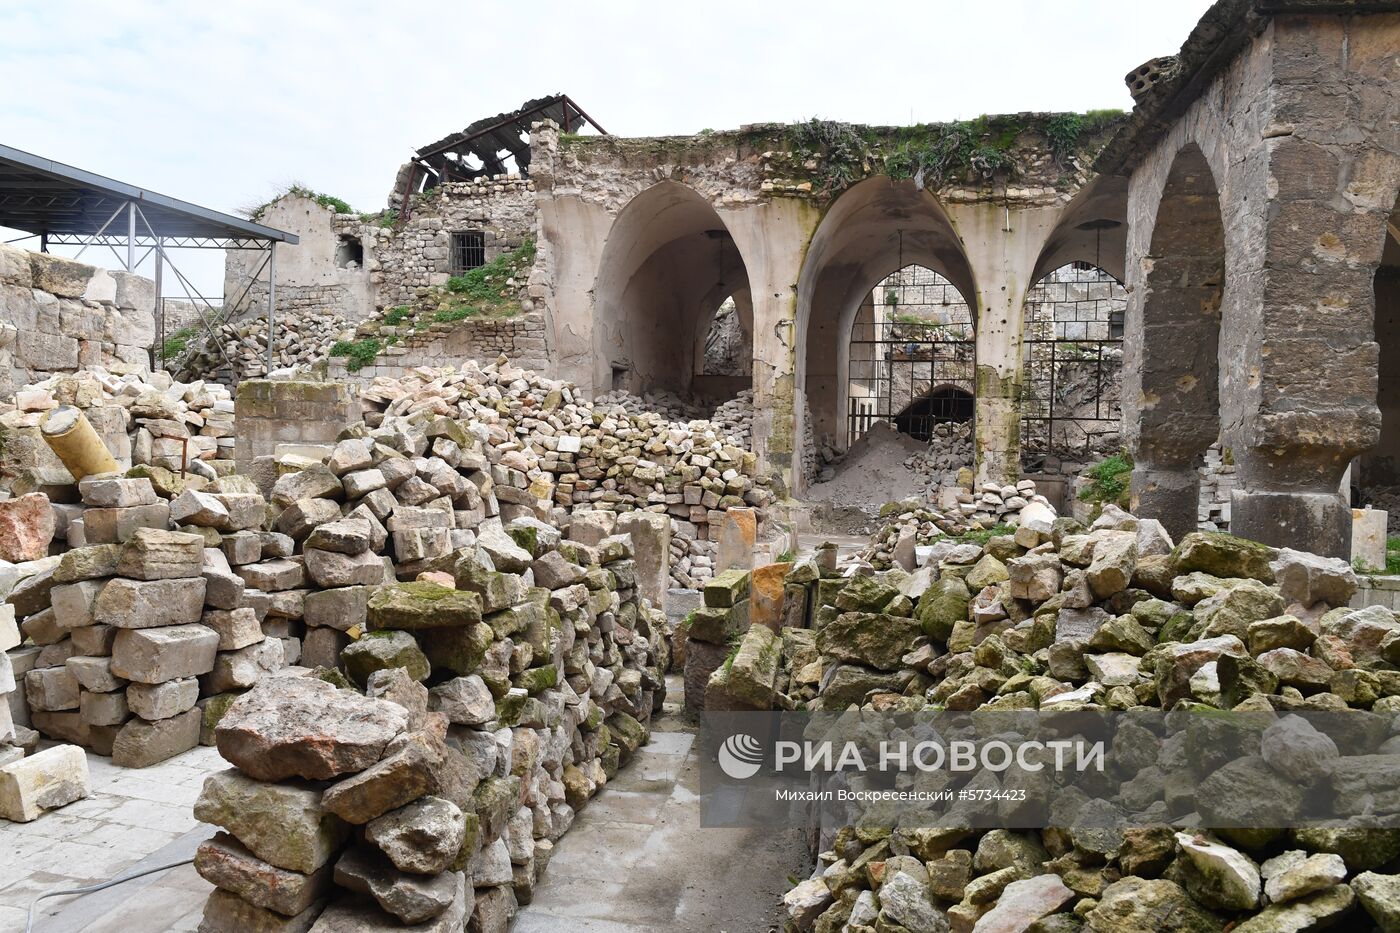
383;306;411;326
243;184;355;221
328;337;383;372
777;549;796;563
432;306;481;323
443;237;536;305
1078;451;1133;509
955;523;1015;546
781;110;1127;196
161;326;198;358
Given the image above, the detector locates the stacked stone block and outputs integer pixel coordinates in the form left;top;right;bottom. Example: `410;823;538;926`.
192;514;667;931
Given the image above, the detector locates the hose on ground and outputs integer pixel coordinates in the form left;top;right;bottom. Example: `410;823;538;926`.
25;856;196;933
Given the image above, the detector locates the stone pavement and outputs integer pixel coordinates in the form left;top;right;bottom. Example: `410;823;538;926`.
513;677;807;933
0;743;222;931
5;676;807;933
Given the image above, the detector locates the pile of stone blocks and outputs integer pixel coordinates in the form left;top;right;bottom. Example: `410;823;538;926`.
11;473;290;767
192;516;668;931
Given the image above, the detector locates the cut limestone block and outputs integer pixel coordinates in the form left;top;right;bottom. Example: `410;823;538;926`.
127;677;200;720
110;624;219;684
111;707;201;767
0;743;90;821
93;577;206;628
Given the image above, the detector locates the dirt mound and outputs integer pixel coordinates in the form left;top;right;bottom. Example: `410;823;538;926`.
805;422;930;516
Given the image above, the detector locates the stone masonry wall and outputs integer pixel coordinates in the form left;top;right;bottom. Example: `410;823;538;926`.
233;380;360;480
0;244;155;398
326;313;549;385
371;179;536;310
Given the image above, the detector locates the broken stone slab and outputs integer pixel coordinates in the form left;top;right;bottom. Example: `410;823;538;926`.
54;544;121;584
197;886;327;933
25;666;79;711
82;502;171;545
111;624;219;684
0;492;56;562
343;631;430;686
237;559;307;593
304;547;386;588
50;579;107;630
276;498;343;541
93;576;207;628
367;583;483;631
307;874;469;933
303;585;371;632
116;527;205;580
168;489;229;527
333;846;461;924
204;638;286;693
215;676;407;782
1270;547;1356;609
126;677;199;720
305;518;372;556
65;655;126;693
203;607;265;650
364;795;466;875
321;731;442;825
0;743;89;821
429;675;495;727
78;475;158;509
79;688;128;726
111;707;201;767
194;767;350;873
195;830;335;919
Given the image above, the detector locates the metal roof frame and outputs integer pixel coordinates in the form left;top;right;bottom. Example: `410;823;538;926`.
0;143;297;246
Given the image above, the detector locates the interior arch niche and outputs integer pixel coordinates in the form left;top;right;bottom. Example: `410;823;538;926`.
592;182;752;399
1356;191;1400;520
795;177;977;486
1126;142;1226;541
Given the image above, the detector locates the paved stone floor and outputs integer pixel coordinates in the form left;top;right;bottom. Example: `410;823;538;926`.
8;675;806;933
1;743;222;932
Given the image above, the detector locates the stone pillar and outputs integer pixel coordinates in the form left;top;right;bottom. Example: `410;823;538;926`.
1130;464;1200;544
944;201;1060;486
615;511;670;612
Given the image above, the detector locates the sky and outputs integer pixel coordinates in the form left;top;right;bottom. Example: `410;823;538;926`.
0;0;1216;296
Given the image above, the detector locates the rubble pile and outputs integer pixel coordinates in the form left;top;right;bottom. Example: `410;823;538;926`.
0;368;235;492
901;421;974;492
859;481;1056;569
357;360;773;587
169;306;349;384
190;511;665;931
772;505;1400;931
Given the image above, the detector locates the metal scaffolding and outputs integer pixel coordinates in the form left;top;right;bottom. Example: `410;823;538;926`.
0;143;297;376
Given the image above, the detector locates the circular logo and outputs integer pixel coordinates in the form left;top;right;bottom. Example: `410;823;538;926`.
718;733;764;780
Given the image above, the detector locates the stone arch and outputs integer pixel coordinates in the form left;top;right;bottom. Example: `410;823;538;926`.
794;177;977;486
1358;193;1400;508
1123;142;1226;540
592;181;753;396
1018;262;1127;470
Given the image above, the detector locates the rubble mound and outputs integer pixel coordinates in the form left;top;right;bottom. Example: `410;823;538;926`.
169;306;349;384
774;503;1400;932
859;479;1055;569
807;422;930;515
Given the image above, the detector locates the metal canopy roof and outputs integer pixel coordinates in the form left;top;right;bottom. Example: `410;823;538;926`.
0;143;297;247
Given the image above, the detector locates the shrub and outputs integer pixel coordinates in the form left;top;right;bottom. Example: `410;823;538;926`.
328;337;382;372
1078;451;1133;508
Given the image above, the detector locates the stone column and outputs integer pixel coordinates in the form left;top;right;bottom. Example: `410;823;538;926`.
615;511;670;612
945;201;1060;486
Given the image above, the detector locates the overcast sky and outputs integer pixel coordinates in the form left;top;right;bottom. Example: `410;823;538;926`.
1;0;1214;296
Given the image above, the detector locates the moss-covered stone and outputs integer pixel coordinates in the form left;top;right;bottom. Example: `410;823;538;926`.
367;582;483;630
1173;532;1277;584
916;576;971;643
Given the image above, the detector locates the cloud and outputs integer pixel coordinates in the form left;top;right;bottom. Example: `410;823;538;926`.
1;0;1214;294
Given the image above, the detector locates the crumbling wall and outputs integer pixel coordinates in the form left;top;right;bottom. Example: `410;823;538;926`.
0;244;154;398
375;179;536;309
326;312;550;383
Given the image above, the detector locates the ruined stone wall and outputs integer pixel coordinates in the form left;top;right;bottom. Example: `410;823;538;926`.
370;179;536;309
0;243;154;398
326;312;549;384
1120;12;1400;555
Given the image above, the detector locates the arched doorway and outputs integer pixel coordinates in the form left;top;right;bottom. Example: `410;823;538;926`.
1124;143;1226;541
1355;192;1400;540
794;177;977;491
592;182;753;398
1019;262;1126;471
847;263;975;445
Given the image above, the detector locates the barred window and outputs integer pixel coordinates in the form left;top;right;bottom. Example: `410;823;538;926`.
450;231;486;273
